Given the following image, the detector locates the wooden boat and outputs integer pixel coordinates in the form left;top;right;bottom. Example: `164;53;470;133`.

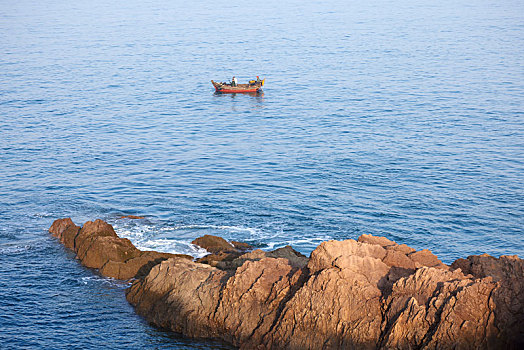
211;78;265;93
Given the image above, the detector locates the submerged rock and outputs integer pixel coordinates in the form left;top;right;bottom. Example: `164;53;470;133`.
50;218;524;349
119;215;145;219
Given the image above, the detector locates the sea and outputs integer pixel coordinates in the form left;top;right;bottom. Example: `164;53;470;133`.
1;0;522;348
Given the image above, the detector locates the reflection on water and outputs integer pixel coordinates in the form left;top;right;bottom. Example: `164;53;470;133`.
214;91;264;98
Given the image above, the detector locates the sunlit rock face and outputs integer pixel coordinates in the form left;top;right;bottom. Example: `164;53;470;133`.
51;218;524;349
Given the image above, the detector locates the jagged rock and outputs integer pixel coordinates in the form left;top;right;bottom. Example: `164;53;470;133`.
74;219;118;261
261;261;384;349
49;217;76;236
127;257;229;338
192;234;237;253
381;267;499;349
358;233;397;248
308;239;387;273
451;254;524;347
126;256;305;347
99;251;186;280
215;258;304;346
196;245;309;271
382;249;416;270
49;218;191;279
195;251;242;269
78;235;140;269
230;246;308;270
238;248;267;261
451;253;522;282
51;219;524;349
408;249;447;269
133;235;523;348
49;217;80;250
267;246;308;269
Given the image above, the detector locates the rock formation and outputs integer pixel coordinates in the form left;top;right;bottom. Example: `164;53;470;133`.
50;218;524;349
49;218;192;279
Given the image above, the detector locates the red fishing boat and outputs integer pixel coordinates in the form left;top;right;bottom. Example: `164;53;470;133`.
211;78;265;93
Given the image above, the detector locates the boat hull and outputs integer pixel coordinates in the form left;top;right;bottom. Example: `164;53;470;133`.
211;80;264;93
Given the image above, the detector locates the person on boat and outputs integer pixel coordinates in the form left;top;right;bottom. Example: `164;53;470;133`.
256;76;261;84
232;76;238;87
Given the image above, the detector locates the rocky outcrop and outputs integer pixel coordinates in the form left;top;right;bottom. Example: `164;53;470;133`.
451;254;524;347
49;218;192;279
129;237;523;349
50;218;524;349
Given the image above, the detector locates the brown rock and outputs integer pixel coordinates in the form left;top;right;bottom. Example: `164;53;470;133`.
192;234;236;253
79;235;140;269
119;215;145;219
390;243;416;255
382;249;416;270
263;265;383;349
408;249;448;269
49;218;80;250
50;218;192;280
196;251;242;269
191;235;265;270
238;248;267;261
201;246;308;271
74;219;118;260
358;234;415;255
231;240;253;251
267;246;308;269
49;217;75;237
101;251;193;280
358;233;397;247
127;256;305;347
126;257;229;338
219;249;268;270
131;236;523;349
51;219;524;349
451;254;524;347
381;267;499;349
451;253;521;282
215;258;303;346
77;219;117;239
308;239;387;274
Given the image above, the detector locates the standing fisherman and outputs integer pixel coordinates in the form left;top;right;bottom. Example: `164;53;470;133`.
232;76;238;87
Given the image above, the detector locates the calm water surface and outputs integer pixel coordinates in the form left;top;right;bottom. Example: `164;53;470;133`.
1;0;523;348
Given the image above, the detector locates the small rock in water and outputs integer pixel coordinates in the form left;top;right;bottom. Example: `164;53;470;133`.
119;215;145;219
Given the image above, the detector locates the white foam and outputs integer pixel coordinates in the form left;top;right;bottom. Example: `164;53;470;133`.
0;244;31;255
111;219;329;258
111;220;264;258
135;239;209;258
80;275;130;288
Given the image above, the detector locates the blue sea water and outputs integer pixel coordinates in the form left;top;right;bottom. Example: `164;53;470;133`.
1;0;523;348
